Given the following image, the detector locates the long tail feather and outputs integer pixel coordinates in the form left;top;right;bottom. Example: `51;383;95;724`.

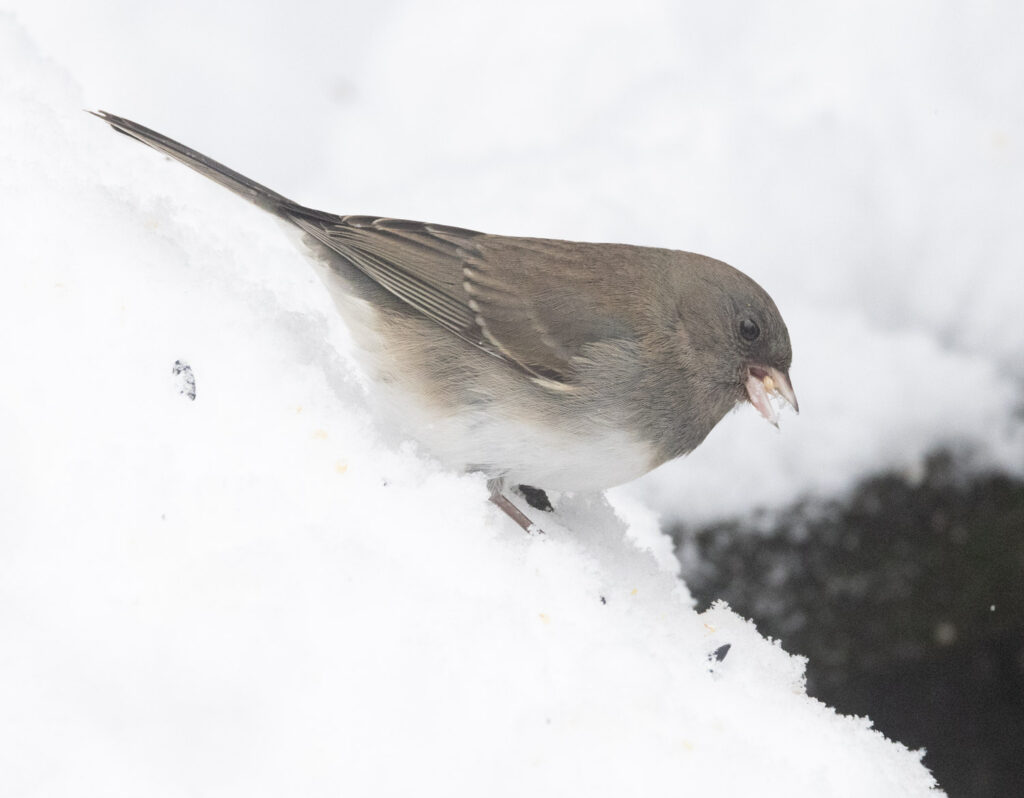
90;110;294;215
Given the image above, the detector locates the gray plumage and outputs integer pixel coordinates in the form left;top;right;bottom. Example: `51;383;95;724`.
94;111;797;524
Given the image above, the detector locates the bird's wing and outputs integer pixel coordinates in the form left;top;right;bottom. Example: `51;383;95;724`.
284;213;637;387
287;213;485;350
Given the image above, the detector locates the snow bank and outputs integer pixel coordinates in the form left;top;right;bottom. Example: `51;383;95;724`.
0;16;943;798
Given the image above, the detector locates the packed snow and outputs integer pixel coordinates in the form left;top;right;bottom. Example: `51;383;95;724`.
5;1;1020;794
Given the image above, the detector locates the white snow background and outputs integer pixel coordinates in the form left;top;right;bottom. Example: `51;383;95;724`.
4;0;1022;794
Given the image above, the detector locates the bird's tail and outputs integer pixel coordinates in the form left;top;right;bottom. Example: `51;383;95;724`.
91;110;295;215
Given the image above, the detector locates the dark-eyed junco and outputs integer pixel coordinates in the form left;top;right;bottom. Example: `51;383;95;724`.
93;111;797;532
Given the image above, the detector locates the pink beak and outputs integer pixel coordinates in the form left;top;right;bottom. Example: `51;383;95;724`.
744;366;799;427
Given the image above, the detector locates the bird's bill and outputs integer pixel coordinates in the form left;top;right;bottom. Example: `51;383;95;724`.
745;366;799;427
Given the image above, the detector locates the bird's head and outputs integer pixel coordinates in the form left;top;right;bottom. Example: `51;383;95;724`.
670;255;798;427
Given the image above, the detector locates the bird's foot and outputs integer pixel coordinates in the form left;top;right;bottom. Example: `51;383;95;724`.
488;479;545;534
517;484;554;512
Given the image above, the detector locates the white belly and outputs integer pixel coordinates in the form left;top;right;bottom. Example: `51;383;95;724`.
410;403;658;492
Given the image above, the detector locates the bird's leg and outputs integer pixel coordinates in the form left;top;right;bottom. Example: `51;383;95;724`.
517;484;554;512
488;478;544;534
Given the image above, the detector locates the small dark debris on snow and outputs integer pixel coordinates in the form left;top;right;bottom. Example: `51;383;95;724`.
600;595;607;605
711;643;731;663
172;360;196;400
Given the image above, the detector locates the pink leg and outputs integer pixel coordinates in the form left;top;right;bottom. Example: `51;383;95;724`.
487;480;544;534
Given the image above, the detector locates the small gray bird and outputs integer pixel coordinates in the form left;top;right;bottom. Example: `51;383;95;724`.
93;111;798;531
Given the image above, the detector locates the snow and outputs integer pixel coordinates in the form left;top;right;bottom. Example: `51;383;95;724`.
7;1;1022;793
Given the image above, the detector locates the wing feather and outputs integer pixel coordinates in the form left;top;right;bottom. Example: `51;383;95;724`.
286;212;643;387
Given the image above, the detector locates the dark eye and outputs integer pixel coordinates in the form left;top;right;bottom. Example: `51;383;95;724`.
739;318;760;341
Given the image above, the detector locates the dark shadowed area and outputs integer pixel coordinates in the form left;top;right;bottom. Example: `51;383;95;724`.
673;451;1024;797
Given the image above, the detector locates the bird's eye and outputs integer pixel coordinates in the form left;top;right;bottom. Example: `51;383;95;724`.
739;318;760;341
